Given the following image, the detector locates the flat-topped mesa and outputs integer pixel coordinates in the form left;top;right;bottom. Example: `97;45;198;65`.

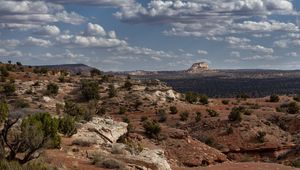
187;62;209;73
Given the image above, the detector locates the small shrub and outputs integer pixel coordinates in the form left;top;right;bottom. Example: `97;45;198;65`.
256;131;266;143
64;101;89;121
122;116;133;132
195;112;201;122
207;109;219;117
157;109;167;122
46;83;59;95
185;92;198;104
59;115;77;137
108;84;117;98
3;83;15;96
228;107;243;122
80;80;100;101
292;158;300;168
269;95;280;102
222;100;230;105
199;95;209;105
14;99;30;108
277;102;299;114
180;111;189;121
143;120;161;138
90;69;102;77
293;95;300;102
140;116;148;122
169;106;178;115
226;126;234;135
118;107;127;115
96;107;106;115
72;139;93;147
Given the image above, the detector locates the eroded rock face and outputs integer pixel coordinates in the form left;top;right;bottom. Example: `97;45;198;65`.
73;117;128;145
187;62;209;73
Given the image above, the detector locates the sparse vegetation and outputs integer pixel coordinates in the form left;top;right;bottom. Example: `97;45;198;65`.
143;120;161;138
256;131;266;143
206;109;219;117
157;109;167;122
118;107;127;115
169;106;178;115
277;102;299;114
64;101;91;121
59;115;77;137
293;95;300;102
180;111;189;121
222;100;229;105
80;80;100;101
269;95;280;102
3;83;15;96
108;84;117;98
46;83;59;95
228;107;243;122
195;112;201;122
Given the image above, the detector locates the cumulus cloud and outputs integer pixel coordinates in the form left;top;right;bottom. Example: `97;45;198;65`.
286;52;298;57
35;0;135;7
0;48;22;57
242;55;279;61
34;25;60;36
233;20;299;32
0;39;20;47
197;50;208;55
0;0;85;30
85;23;106;36
26;36;52;47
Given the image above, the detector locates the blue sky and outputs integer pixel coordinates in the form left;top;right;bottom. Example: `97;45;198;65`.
1;0;300;71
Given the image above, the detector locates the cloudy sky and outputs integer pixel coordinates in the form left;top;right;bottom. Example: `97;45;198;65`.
1;0;300;71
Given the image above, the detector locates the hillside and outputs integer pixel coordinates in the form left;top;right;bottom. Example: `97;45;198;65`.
0;63;300;169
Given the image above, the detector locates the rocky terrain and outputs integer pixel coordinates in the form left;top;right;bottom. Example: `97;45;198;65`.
0;62;300;170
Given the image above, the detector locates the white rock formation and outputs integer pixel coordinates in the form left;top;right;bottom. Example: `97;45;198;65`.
187;62;209;73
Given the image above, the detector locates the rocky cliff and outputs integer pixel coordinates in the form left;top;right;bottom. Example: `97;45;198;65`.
187;62;209;73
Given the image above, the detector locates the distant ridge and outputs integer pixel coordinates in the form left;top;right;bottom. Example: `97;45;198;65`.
38;63;97;75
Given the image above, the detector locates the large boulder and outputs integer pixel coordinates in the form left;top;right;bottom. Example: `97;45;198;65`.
73;117;128;146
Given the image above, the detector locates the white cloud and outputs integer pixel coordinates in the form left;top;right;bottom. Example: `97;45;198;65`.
286;52;298;57
26;36;52;47
242;55;279;61
39;0;135;7
0;48;22;57
0;1;85;30
85;23;106;36
230;51;241;58
0;39;20;48
35;25;60;36
197;50;208;55
233;20;299;32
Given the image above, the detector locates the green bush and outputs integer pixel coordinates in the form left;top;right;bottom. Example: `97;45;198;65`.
180;111;189;121
222;100;230;105
185;92;198;104
277;102;299;114
169;106;178;115
207;109;219;117
21;112;61;149
195;112;202;122
80;80;100;101
0;99;9;124
269;95;280;102
14;99;30;108
199;95;209;105
108;84;117;98
59;115;77;137
118;107;127;115
0;67;9;77
143;120;161;138
228;107;243;122
3;83;15;96
90;69;102;77
124;80;132;90
157;109;167;122
46;83;59;95
256;131;266;143
293;95;300;102
64;101;90;121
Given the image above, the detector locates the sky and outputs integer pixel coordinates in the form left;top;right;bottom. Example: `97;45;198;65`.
1;0;300;71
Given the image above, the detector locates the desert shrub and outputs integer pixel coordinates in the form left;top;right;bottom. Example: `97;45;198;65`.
292;158;300;168
22;113;61;149
277;102;299;114
143;120;161;138
46;83;59;95
185;92;198;104
256;131;266;143
236;93;249;100
206;109;219;117
169;106;178;115
293;95;300;102
226;126;234;135
269;95;280;102
134;100;143;110
199;95;209;105
0;160;54;170
157;109;167;122
140;116;148;122
90;69;102;77
72;139;93;147
222;100;230;105
108;84;117;98
58;115;77;137
0;67;9;77
118;107;127;115
3;83;15;96
33;67;48;74
64;101;90;121
58;76;65;83
14;99;30;108
122;116;133;132
195;112;202;122
96;107;106;115
80;80;100;101
180;111;189;121
0;100;9;124
92;153;126;170
228;107;243;122
124;80;132;90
